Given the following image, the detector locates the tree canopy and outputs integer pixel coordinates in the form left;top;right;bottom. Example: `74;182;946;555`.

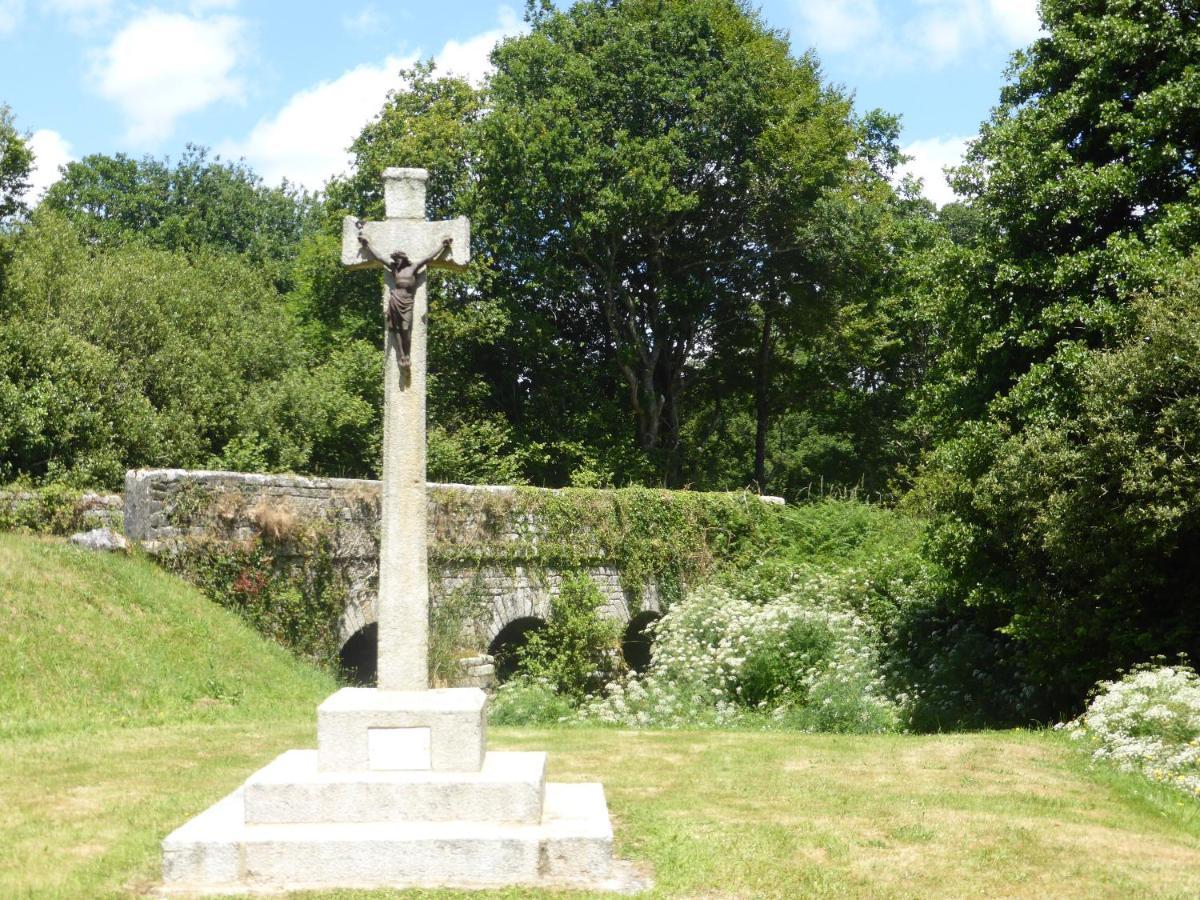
915;0;1200;715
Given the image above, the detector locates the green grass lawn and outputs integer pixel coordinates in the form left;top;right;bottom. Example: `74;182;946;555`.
4;534;1200;898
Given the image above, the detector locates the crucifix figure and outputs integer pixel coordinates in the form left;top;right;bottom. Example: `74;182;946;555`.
342;168;471;691
356;223;453;368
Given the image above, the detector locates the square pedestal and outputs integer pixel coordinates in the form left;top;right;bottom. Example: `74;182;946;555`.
160;687;642;894
244;749;547;824
317;687;486;772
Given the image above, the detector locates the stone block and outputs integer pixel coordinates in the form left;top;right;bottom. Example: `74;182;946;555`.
317;687;486;773
243;749;546;825
161;780;618;894
161;789;246;886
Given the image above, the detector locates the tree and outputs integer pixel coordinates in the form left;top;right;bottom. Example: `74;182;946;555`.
916;0;1200;715
0;104;33;224
477;0;858;483
0;213;329;487
41;146;317;289
921;0;1200;436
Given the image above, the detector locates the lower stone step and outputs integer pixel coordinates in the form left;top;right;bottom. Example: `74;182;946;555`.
162;782;617;893
244;749;546;824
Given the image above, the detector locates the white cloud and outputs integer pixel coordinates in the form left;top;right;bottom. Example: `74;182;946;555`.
987;0;1042;44
898;135;971;207
907;2;988;68
221;10;527;191
436;6;527;85
793;0;882;55
0;0;24;36
91;9;247;145
794;0;1042;69
218;53;416;190
342;5;377;36
25;129;74;202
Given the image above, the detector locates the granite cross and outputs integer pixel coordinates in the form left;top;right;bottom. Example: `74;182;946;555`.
341;167;470;691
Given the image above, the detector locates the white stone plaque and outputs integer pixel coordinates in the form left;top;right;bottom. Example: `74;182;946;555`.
368;726;432;770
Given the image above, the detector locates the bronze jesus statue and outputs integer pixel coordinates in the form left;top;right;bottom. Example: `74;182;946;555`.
356;221;452;368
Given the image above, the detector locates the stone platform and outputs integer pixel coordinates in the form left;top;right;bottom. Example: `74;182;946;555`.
160;688;634;894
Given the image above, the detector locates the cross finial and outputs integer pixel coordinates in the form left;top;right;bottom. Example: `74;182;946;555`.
383;167;428;220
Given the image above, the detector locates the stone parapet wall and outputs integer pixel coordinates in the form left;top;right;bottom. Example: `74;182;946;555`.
124;469;663;645
0;490;123;534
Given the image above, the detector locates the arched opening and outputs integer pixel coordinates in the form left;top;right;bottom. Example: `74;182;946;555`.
622;611;661;673
339;623;377;686
487;616;547;682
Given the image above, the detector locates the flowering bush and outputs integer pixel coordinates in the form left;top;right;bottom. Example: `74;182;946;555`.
488;676;577;726
1065;663;1200;800
576;578;901;732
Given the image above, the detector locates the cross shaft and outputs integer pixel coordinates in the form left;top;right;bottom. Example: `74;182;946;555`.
341;167;471;691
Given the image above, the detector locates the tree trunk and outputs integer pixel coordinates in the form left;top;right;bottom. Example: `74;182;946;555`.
754;307;772;491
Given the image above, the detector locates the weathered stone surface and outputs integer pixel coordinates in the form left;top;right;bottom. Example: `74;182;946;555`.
317;687;487;773
243;749;546;825
123;469;666;650
69;527;128;552
159;168;637;898
160;781;628;894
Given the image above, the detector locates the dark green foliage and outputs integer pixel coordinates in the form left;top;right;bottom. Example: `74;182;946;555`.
478;0;861;481
518;573;625;699
0;214;298;486
916;0;1200;717
923;258;1200;716
41;146;317;290
0;104;33;224
920;0;1200;436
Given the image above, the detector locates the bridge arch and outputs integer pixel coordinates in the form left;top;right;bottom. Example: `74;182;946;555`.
336;568;664;679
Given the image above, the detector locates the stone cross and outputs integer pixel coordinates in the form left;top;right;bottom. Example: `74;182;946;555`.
341;168;470;691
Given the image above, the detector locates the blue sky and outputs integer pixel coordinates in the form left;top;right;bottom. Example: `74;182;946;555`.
0;0;1041;206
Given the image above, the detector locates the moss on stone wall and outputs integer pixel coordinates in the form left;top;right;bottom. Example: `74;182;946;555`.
94;473;789;678
0;485;123;535
428;485;779;607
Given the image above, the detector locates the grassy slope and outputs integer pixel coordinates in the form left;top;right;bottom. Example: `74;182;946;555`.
3;534;1200;898
0;534;333;740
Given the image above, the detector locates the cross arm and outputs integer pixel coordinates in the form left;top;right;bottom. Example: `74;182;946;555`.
341;216;471;272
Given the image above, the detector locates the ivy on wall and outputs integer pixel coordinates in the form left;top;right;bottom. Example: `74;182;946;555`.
3;480;786;678
428;485;780;607
0;485;122;535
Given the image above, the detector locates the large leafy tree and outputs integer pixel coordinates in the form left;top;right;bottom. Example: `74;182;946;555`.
922;0;1200;435
42;146;317;289
0;104;33;224
476;0;858;483
917;0;1200;715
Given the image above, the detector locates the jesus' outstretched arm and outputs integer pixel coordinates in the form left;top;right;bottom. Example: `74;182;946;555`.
414;238;453;272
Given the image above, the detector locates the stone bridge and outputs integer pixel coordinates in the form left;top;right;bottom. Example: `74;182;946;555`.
124;470;722;676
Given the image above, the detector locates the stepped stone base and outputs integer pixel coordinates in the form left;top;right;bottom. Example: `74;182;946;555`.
160;688;640;895
244;749;546;824
162;781;620;894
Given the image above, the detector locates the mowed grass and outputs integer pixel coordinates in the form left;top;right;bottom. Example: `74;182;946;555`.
3;535;1200;898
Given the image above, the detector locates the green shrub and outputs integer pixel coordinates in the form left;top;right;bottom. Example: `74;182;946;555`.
918;255;1200;718
578;578;901;733
488;676;577;726
0;484;102;535
518;574;625;700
